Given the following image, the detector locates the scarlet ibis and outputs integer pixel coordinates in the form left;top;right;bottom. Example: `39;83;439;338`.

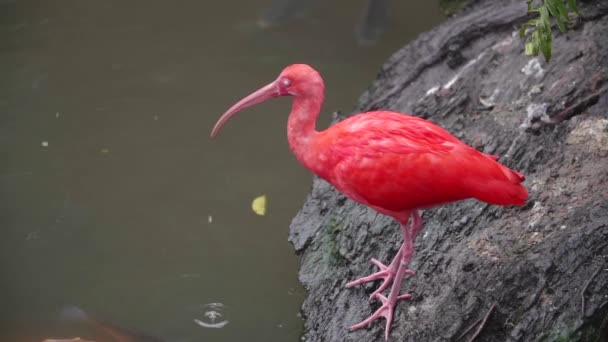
210;64;527;340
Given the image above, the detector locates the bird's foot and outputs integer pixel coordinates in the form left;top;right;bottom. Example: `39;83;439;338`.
349;292;412;340
345;258;414;298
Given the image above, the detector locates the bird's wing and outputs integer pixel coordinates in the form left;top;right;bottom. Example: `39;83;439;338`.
316;111;526;212
325;111;460;157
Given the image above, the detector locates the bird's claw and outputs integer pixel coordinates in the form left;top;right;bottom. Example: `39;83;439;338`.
346;258;414;299
346;259;391;286
349;292;412;340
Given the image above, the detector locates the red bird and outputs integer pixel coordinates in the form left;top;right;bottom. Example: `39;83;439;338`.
211;64;527;340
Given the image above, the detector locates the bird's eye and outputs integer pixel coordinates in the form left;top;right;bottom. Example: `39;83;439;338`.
281;78;291;87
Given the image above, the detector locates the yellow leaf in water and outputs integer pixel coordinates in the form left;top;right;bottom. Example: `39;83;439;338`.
252;195;267;216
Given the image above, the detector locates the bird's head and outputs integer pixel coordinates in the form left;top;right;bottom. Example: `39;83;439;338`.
210;64;324;138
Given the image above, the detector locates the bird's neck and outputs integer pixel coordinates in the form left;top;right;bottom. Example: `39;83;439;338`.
287;93;323;171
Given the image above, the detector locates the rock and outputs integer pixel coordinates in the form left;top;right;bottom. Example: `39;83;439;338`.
288;0;608;341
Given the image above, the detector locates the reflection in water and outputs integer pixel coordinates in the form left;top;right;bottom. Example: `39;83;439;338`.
259;0;391;45
54;306;166;342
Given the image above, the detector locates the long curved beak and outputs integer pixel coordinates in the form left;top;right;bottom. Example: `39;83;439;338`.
210;80;279;138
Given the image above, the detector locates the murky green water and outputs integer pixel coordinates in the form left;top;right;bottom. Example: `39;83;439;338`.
0;1;444;341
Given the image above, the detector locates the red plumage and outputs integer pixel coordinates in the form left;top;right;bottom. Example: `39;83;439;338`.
310;111;527;212
211;64;528;340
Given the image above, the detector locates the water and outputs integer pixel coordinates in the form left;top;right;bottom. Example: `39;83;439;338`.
0;1;444;341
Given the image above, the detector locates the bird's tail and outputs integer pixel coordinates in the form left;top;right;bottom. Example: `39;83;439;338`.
471;180;528;206
471;155;528;206
499;162;526;184
483;153;525;183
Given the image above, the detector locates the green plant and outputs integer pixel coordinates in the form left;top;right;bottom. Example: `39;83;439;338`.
519;0;579;62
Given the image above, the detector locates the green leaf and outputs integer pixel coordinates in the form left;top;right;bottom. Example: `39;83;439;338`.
566;0;579;14
520;0;578;63
540;6;551;32
519;18;537;37
554;0;570;22
527;0;534;12
527;0;542;13
520;24;528;38
525;30;541;57
532;30;541;55
545;0;568;32
545;0;559;18
525;41;536;56
540;28;553;61
554;14;566;32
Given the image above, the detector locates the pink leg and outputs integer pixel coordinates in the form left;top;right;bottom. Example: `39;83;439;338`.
345;241;413;297
346;211;422;298
349;211;422;340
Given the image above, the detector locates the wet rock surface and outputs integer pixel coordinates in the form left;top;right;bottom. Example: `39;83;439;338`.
288;0;608;341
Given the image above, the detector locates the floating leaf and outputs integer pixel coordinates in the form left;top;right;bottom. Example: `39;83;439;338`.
251;195;267;216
